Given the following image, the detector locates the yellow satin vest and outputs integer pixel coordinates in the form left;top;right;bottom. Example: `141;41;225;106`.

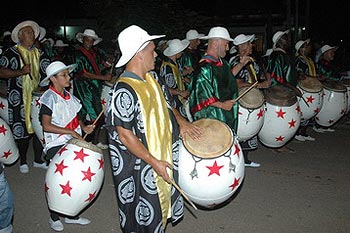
161;61;186;104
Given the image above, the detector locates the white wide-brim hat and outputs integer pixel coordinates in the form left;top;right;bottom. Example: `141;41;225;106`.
233;34;255;46
11;20;40;43
3;31;11;37
272;30;289;46
229;46;237;54
54;39;69;47
295;39;310;55
263;48;273;57
200;26;233;41
186;29;205;40
163;39;190;57
320;44;338;54
116;25;165;68
38;26;46;42
76;29;102;45
40;61;77;86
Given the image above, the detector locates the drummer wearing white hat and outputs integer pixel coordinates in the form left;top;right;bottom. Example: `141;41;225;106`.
316;44;340;81
0;19;49;173
160;38;190;118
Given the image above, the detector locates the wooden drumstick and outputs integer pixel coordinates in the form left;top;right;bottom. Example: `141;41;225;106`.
83;106;106;140
170;178;198;210
300;96;310;108
234;81;259;102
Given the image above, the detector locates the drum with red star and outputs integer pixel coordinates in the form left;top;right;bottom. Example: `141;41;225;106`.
297;77;324;122
315;80;347;127
101;81;114;107
45;139;105;216
31;87;48;146
0;83;9;124
236;86;265;142
178;118;245;208
341;79;350;115
258;85;301;148
0;117;19;164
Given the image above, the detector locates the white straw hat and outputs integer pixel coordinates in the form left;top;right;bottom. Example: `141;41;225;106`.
200;26;233;41
76;29;102;45
40;61;77;86
320;44;338;54
38;26;46;42
54;39;69;47
233;34;255;46
186;29;205;40
3;31;11;37
163;39;190;57
272;30;289;47
229;46;237;54
11;20;40;43
263;48;273;57
115;25;165;68
295;39;310;55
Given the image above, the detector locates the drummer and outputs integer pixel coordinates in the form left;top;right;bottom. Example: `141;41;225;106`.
39;61;95;231
230;33;272;167
316;44;341;81
266;30;302;153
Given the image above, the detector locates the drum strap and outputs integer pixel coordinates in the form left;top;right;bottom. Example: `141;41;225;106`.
118;73;173;227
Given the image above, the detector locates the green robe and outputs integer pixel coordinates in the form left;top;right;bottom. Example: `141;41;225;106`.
189;55;239;131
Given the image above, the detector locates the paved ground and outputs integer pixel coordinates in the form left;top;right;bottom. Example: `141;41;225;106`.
3;116;350;233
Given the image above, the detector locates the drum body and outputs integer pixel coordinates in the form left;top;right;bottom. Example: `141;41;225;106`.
45;139;105;216
0;117;19;164
341;80;350;114
0;83;9;124
31;87;47;146
178;119;244;208
237;87;265;141
297;77;324;121
315;80;347;127
258;85;301;148
101;81;113;107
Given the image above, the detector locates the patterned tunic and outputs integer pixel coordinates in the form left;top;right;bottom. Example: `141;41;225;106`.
295;55;316;76
178;48;202;84
0;46;49;139
317;58;340;81
105;71;184;232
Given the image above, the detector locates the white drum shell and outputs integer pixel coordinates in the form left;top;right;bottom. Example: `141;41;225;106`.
344;84;350;115
315;88;347;127
0;118;19;164
178;136;245;208
0;96;9;124
101;82;113;107
297;85;324;122
237;105;264;142
31;92;45;146
258;102;301;148
45;140;105;216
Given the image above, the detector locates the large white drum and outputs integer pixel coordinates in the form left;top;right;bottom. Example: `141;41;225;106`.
0;117;19;164
258;85;301;148
341;79;350;114
297;77;324;121
237;86;265;142
31;87;47;146
178;118;244;208
101;81;113;107
315;80;347;127
0;82;9;124
45;139;105;216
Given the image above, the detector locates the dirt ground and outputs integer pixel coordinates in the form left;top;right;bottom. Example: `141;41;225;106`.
3;116;350;233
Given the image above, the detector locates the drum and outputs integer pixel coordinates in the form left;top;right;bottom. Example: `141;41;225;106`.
341;79;350;114
236;86;265;141
31;87;48;146
0;82;9;124
315;80;347;127
101;81;113;107
297;77;324;121
178;118;244;208
0;117;19;164
258;85;301;148
45;139;105;216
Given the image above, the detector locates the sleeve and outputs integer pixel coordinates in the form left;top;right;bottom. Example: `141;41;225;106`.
39;104;52;123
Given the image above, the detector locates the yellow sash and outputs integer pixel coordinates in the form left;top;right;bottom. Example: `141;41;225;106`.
161;61;186;104
247;63;258;84
16;45;41;134
300;55;316;77
118;73;173;227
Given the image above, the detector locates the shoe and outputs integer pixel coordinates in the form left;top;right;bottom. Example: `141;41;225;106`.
96;142;108;150
19;164;29;174
294;135;306;142
303;135;316;141
312;126;326;133
324;128;335;132
33;161;48;169
64;217;91;225
245;161;260;168
49;218;64;232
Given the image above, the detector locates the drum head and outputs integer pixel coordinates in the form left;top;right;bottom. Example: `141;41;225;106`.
341;79;350;87
68;138;103;154
323;80;347;92
238;86;265;109
264;85;297;106
298;77;323;93
183;118;233;159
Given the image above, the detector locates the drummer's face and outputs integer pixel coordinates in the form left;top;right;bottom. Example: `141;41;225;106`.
82;37;94;50
53;69;71;88
138;41;157;71
218;39;229;58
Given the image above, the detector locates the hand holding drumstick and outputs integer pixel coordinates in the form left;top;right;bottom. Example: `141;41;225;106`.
82;107;106;140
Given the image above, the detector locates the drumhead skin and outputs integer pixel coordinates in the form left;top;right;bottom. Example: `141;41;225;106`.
69;138;103;154
264;85;297;106
298;77;323;93
183;118;233;159
238;86;265;109
322;80;347;92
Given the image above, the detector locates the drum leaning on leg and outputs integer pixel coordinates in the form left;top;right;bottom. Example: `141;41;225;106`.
0;117;19;165
258;85;301;148
178;118;244;208
31;87;48;146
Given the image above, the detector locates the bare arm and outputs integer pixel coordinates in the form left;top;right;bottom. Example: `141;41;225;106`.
41;114;84;140
0;65;31;79
171;107;202;140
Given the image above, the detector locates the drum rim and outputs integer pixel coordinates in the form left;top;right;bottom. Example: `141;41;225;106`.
298;78;323;93
323;82;347;92
183;118;234;159
68;138;103;154
264;85;297;107
238;87;265;109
